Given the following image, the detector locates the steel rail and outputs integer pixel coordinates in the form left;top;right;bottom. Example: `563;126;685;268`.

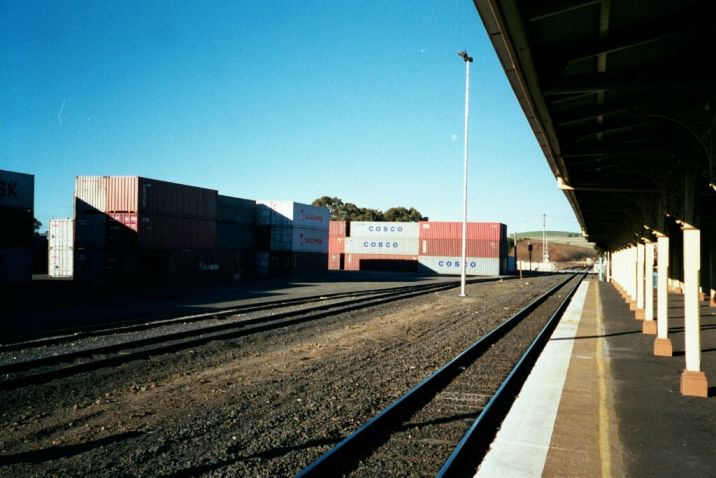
2;279;492;352
0;280;480;391
296;273;582;478
436;273;585;477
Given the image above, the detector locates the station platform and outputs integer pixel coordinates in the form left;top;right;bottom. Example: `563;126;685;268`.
476;277;716;477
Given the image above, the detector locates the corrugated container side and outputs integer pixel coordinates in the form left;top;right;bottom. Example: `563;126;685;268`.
75;176;107;213
217;195;256;223
73;248;106;283
33;235;48;274
74;214;107;248
216;222;256;250
0;208;33;248
137;215;216;250
349;221;419;239
163;249;251;284
255;251;270;276
0;248;33;283
329;220;347;237
291;251;328;275
329;235;345;254
343;253;418;271
268;226;328;253
418;221;505;241
0;169;34;210
345;237;419;255
418;256;501;276
49;218;74;250
418;239;501;258
48;246;73;277
139;177;217;218
327;253;343;270
105;176;138;213
255;201;329;229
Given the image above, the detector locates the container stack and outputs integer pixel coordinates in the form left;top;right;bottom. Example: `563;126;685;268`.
214;194;257;279
48;218;73;278
328;220;508;276
73;176;232;284
327;220;347;270
417;221;508;276
0;169;34;283
343;221;420;271
255;201;329;276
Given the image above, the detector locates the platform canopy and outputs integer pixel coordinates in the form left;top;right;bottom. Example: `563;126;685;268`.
474;0;716;250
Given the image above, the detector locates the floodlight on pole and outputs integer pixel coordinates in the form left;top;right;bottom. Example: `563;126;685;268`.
458;50;473;297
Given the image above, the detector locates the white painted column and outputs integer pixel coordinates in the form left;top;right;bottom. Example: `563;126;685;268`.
636;243;645;319
642;241;655;333
628;246;638;308
654;235;672;355
680;226;708;397
606;251;611;282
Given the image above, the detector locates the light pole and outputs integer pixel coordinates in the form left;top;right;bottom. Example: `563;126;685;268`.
458;50;473;297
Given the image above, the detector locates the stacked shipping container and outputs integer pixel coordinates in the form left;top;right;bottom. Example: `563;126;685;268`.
48;218;73;278
74;176;248;284
417;221;507;276
0;170;34;283
328;220;508;276
255;201;329;276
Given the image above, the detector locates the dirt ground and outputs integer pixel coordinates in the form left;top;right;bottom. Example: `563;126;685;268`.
0;275;566;477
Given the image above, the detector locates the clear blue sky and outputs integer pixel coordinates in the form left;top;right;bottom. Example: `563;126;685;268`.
1;0;580;234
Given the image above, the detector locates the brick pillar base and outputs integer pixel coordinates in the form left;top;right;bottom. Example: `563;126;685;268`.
635;309;645;320
653;338;673;357
642;320;657;335
680;370;709;398
629;301;636;311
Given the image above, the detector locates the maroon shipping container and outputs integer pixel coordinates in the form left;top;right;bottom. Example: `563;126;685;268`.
419;239;501;258
343;253;418;271
163;249;251;284
329;220;347;238
105;176;218;218
418;221;505;241
108;212;216;250
329;235;345;254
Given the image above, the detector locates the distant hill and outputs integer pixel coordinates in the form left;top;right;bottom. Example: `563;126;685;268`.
514;231;593;248
512;231;597;263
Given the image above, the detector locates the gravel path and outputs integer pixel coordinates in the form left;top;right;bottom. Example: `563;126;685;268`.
0;275;566;477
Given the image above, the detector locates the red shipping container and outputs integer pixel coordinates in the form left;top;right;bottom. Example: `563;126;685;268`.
329;235;345;254
418;221;505;241
419;239;501;258
343;253;418;271
328;252;343;270
329;220;347;237
108;212;216;250
105;176;217;219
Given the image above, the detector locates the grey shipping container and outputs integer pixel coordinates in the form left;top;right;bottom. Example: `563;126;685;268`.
0;248;33;283
217;195;256;223
75;214;107;248
417;256;501;276
216;222;256;250
0;169;34;211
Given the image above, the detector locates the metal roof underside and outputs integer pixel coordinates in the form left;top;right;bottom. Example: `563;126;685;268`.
474;0;716;250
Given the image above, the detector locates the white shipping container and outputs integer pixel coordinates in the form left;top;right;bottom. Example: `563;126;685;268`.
418;256;501;276
256;201;329;229
75;176;107;213
270;226;328;253
345;237;419;255
49;218;74;250
348;221;419;239
49;218;74;278
0;169;34;210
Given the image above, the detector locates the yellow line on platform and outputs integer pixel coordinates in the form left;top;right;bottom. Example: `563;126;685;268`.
594;281;612;477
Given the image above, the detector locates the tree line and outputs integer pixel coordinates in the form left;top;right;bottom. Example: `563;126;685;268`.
312;196;426;222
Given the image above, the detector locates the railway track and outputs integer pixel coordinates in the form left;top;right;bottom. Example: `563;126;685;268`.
298;273;585;477
0;278;495;391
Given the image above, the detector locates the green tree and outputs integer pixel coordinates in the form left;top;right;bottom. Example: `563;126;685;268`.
312;197;425;222
33;217;42;234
